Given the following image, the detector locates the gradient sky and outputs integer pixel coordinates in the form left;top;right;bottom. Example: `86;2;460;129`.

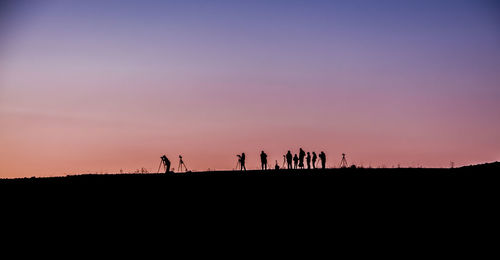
1;0;499;177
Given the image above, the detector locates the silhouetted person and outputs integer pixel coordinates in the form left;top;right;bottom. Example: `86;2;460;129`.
299;148;305;169
306;152;311;169
312;152;317;169
161;155;171;174
293;154;299;169
240;153;246;171
286;151;293;169
319;151;326;169
275;160;280;170
260;151;268;170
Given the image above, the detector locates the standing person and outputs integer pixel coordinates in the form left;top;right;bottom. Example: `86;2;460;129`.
299;148;305;169
319;151;326;169
286;151;293;169
306;152;311;170
161;155;171;174
312;152;318;169
240;153;247;171
293;154;299;169
260;151;268;170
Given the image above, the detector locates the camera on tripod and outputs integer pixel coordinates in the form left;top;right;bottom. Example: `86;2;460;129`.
177;155;188;172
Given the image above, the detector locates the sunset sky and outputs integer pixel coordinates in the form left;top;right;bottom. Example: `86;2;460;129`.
1;0;499;177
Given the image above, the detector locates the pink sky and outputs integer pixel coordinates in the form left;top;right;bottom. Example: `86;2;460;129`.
1;1;499;177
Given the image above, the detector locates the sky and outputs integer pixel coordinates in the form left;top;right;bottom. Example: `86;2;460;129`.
1;0;499;177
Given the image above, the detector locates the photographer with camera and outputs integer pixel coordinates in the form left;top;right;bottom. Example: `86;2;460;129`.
160;155;171;173
237;153;246;171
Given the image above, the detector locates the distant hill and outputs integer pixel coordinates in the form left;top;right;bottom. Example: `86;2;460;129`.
1;162;499;184
459;161;500;170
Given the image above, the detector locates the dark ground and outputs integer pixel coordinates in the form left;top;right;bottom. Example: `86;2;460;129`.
2;162;498;229
1;161;499;184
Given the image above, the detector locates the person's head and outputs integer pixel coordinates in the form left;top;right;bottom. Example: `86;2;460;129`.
261;151;264;154
308;152;310;155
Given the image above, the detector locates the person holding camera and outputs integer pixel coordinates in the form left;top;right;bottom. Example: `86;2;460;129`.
237;153;246;171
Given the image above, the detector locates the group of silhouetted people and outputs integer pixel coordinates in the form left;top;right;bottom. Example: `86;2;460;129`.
161;150;327;174
236;149;327;172
284;149;326;170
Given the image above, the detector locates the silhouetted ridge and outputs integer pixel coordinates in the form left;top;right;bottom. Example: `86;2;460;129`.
2;162;500;184
460;161;500;170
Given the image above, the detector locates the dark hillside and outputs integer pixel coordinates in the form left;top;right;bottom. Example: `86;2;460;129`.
2;162;499;184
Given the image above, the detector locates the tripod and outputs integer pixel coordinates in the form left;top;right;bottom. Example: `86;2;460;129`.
178;155;188;172
235;158;241;171
157;160;163;173
339;153;348;168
